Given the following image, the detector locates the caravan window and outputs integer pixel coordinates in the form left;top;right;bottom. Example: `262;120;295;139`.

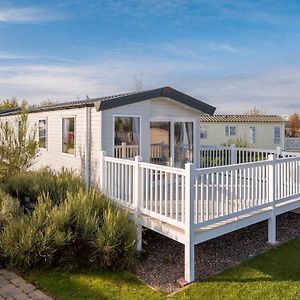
274;127;281;144
38;119;47;149
62;117;75;155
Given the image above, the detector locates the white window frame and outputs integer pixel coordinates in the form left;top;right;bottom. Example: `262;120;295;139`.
200;126;208;139
274;126;281;144
38;118;48;150
61;116;76;156
249;126;256;145
150;116;196;167
113;114;142;157
225;125;236;136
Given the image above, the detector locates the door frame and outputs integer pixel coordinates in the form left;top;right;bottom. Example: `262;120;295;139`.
150;117;197;167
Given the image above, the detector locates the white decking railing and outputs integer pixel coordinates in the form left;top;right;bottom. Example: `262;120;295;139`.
285;137;300;151
102;153;300;229
200;144;300;168
101;147;300;283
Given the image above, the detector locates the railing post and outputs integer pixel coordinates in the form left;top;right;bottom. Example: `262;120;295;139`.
134;155;143;252
121;142;126;158
100;151;106;192
184;163;195;283
276;146;281;158
268;154;277;245
230;144;237;165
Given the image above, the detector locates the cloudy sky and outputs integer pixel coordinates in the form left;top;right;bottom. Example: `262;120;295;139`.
1;0;300;114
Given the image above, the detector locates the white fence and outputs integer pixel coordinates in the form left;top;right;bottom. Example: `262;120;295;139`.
194;156;300;227
285;137;300;151
200;145;300;168
101;151;300;230
101;154;186;228
100;151;300;282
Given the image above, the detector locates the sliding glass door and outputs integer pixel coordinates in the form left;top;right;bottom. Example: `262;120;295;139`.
174;122;193;168
150;121;194;168
150;122;170;166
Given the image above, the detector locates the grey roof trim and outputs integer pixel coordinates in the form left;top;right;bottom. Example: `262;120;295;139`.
0;107;21;116
0;87;216;117
95;86;216;115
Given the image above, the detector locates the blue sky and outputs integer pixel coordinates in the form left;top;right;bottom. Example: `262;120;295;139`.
1;0;300;114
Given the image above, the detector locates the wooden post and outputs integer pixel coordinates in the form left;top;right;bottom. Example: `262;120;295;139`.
100;151;106;192
230;144;237;165
134;155;143;251
268;154;277;245
184;163;195;283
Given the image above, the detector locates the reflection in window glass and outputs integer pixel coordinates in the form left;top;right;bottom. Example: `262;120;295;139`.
114;116;140;158
114;116;140;145
62;117;75;154
174;122;193;168
150;122;170;165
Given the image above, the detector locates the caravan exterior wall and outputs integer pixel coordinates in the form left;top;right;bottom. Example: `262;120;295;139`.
1;106;101;185
200;122;285;150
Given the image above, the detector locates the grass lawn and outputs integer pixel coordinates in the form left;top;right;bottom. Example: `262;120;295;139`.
26;237;300;300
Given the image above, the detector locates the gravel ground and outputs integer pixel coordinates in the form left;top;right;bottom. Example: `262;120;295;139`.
135;212;300;293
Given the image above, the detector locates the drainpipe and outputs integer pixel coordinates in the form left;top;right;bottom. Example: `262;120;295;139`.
85;106;91;187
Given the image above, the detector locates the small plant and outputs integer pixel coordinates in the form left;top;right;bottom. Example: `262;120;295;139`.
222;137;250;148
0;107;38;180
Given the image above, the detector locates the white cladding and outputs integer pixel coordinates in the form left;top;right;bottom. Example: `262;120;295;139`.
1;97;201;184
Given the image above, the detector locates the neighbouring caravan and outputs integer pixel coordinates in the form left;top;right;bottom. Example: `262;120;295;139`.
199;114;285;150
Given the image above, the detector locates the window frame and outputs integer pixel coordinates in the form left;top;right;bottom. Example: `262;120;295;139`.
61;116;76;156
113;114;141;157
273;126;281;144
38;118;48;150
249;126;256;145
200;126;208;139
225;125;237;136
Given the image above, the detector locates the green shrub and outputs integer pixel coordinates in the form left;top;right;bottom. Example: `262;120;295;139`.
0;187;136;270
0;189;22;230
92;208;136;269
4;168;85;209
0;195;73;268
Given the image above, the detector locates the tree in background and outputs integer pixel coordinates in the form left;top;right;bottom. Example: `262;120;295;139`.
244;107;266;115
0;98;28;110
0;107;38;179
288;113;300;137
0;98;19;109
29;99;58;108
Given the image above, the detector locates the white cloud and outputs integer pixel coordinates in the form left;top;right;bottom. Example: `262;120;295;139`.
0;6;66;24
0;57;300;116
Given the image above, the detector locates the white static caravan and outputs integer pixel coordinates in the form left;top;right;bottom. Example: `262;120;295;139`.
0;87;215;185
2;88;300;284
199;114;286;150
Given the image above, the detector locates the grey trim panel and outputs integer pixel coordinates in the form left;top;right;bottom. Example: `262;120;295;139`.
0;87;216;116
0;107;21;116
95;87;216;115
